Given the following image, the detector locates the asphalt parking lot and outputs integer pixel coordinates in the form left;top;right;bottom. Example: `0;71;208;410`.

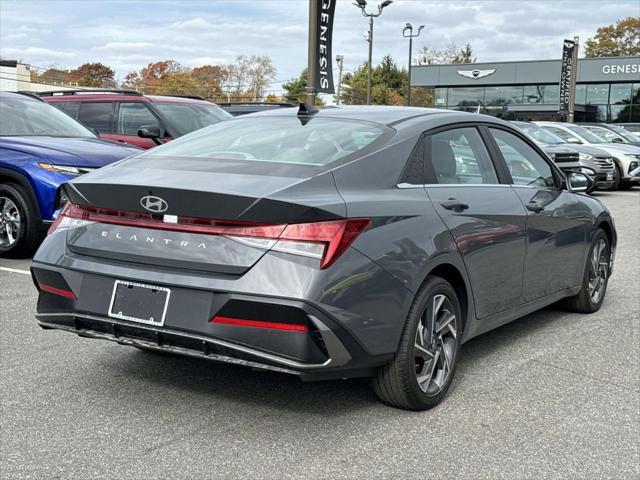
1;190;638;479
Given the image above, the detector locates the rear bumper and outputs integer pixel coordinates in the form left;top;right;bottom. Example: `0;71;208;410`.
31;254;400;380
35;311;381;381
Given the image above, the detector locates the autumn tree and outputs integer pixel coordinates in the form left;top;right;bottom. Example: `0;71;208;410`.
585;17;640;57
68;62;115;87
191;65;226;100
123;60;183;93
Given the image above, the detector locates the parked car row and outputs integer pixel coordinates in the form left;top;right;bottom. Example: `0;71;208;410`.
534;121;640;190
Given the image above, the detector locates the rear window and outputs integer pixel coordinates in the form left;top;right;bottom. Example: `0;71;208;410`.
137;117;387;166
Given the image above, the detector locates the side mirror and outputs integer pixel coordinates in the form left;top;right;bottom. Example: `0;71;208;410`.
565;170;593;193
566;136;581;144
611;137;624;144
137;125;165;145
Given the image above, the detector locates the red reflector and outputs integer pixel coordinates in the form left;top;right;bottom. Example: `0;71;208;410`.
39;283;77;299
211;316;309;333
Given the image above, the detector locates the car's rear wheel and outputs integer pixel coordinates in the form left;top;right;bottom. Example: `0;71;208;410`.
0;183;43;258
373;276;461;410
565;229;610;313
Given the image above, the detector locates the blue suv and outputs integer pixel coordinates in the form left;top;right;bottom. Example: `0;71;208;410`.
0;92;140;257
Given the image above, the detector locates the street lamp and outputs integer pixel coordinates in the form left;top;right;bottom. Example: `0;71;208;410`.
353;0;393;105
402;23;424;106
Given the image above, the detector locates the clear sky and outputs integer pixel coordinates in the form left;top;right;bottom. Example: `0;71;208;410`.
1;0;638;99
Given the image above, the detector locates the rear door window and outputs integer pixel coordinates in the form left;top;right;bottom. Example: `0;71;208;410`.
117;102;161;135
426;127;499;184
77;102;114;134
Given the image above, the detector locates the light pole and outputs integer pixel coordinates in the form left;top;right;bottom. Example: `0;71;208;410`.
353;0;393;105
335;55;344;105
402;23;424;106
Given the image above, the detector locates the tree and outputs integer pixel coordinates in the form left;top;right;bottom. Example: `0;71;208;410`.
417;43;476;65
123;60;183;92
68;62;115;87
282;68;325;105
33;67;71;85
340;55;408;105
585;17;640;57
191;65;226;100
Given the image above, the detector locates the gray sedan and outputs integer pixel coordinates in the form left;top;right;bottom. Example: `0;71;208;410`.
32;106;616;410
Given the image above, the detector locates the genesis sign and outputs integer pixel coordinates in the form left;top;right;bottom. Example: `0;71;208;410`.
602;63;639;75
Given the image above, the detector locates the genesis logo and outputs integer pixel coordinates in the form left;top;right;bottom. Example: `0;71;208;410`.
457;68;496;80
140;195;168;213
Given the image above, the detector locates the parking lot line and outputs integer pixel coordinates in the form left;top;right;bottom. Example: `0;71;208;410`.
0;266;31;275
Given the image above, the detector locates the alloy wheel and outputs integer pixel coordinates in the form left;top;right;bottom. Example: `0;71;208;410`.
414;293;457;395
588;238;609;304
0;196;21;248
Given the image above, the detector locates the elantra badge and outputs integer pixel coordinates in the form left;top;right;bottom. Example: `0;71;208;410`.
457;68;496;79
140;195;168;213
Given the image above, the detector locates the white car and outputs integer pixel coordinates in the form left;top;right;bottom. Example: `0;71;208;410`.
535;122;640;189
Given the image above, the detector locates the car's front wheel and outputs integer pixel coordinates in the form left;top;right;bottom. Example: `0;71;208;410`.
0;183;43;258
565;229;611;313
373;276;461;410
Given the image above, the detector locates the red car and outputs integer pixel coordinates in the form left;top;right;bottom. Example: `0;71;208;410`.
39;90;232;149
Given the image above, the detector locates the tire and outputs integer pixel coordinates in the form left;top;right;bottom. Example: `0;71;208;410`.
0;183;44;258
564;229;610;314
607;164;622;191
373;276;461;411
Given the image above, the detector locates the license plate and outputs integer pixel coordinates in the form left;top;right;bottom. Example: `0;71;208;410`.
606;173;614;181
108;280;170;326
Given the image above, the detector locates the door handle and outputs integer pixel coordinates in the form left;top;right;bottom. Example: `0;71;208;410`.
440;199;469;212
526;201;544;213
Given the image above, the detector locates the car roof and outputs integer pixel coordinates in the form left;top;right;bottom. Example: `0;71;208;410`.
246;105;454;126
0;91;41;102
34;90;216;105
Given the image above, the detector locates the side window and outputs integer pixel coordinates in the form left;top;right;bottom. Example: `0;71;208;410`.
426;127;499;184
490;128;556;188
544;126;578;143
117;102;160;135
57;102;81;119
77;102;113;134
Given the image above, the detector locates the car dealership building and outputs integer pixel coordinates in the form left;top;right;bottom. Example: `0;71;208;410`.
411;55;639;123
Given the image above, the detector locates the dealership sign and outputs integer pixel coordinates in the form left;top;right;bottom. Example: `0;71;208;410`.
602;63;639;74
314;0;336;94
558;39;575;114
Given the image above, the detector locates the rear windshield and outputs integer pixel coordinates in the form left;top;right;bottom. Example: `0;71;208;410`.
0;95;95;137
137;117;387;166
153;102;232;136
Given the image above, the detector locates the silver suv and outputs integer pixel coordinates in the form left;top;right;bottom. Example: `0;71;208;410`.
512;122;616;190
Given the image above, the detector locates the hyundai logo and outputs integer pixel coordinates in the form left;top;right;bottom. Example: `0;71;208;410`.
140;195;168;213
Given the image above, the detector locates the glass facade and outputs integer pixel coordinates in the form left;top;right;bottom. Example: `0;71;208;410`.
424;82;640;122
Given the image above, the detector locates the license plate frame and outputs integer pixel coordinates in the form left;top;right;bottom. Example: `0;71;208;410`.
108;280;171;327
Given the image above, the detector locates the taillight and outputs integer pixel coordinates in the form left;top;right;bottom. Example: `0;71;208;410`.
50;204;370;269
